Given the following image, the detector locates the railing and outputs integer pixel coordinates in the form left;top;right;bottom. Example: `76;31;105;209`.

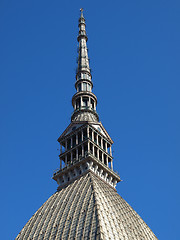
53;154;87;177
53;151;120;178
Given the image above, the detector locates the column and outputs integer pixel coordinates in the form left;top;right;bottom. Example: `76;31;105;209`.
92;144;94;155
76;148;78;160
109;176;113;184
88;97;90;108
71;151;73;162
92;130;94;142
99;135;102;147
60;159;62;170
81;130;84;142
89;160;93;168
102;153;104;164
111;159;113;170
80;96;83;109
88;141;90;153
110;146;112;156
94;164;98;173
82;144;84;157
76;133;78;145
65;140;67;151
71;137;73;148
100;169;103;177
97;148;99;160
57;178;60;185
101;138;103;147
60;144;62;154
105;142;108;152
113;180;117;187
65;155;67;167
87;125;89;138
94;101;96;110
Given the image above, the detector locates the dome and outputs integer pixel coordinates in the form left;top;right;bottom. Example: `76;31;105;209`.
16;172;157;240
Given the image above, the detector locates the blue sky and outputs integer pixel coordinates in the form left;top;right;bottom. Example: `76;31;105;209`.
0;0;179;239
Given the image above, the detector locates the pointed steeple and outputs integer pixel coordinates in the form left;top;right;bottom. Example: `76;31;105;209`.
71;9;99;122
77;8;90;75
54;8;120;191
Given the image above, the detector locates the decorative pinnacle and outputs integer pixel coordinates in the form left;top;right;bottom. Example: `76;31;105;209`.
80;8;83;14
80;8;85;19
71;9;99;122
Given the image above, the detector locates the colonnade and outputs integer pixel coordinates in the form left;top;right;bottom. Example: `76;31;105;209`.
60;126;113;171
74;96;96;111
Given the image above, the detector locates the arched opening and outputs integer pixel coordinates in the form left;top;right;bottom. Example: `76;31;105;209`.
67;138;71;150
83;127;87;139
99;150;102;162
82;97;88;108
76;98;81;109
104;154;107;166
91;99;94;110
78;131;82;143
78;145;82;160
89;128;92;140
72;135;76;148
72;150;76;162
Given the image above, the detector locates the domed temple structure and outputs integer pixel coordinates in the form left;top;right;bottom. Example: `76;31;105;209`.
16;9;157;240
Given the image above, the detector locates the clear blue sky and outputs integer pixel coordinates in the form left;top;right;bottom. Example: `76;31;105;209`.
0;0;179;239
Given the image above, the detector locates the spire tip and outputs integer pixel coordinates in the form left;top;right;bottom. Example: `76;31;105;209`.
80;8;84;17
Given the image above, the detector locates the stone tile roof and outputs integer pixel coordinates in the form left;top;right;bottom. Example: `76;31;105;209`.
72;111;98;122
16;172;157;240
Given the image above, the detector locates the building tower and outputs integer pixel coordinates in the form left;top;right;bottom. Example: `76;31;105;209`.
54;8;119;191
16;9;157;240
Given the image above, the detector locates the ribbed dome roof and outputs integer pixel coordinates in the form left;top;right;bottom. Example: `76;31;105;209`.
16;172;157;240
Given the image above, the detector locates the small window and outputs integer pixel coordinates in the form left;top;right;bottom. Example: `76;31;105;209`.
76;98;81;109
87;83;91;91
91;99;94;109
78;83;81;92
82;97;88;107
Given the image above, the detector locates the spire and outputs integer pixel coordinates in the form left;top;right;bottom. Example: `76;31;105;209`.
71;9;99;122
77;8;90;74
54;9;120;192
